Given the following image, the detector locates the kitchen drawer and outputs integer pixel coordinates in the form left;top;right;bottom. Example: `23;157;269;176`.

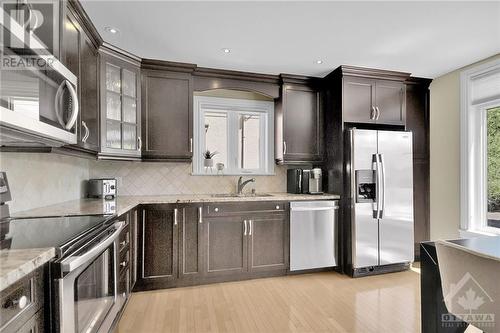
205;201;287;217
0;267;43;332
119;248;130;275
119;224;130;252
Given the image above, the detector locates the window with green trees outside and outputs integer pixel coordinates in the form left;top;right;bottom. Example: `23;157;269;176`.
487;106;500;228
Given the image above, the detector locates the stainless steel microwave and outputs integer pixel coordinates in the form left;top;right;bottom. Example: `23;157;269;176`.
0;2;79;147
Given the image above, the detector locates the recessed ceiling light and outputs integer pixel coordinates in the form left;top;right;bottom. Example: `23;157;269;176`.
104;26;119;34
222;48;231;54
316;60;323;64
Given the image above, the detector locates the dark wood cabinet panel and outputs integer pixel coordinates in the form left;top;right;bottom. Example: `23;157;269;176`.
375;80;405;125
140;206;178;282
248;214;288;272
179;205;203;279
406;83;430;159
413;158;430;258
142;71;193;161
129;209;138;290
204;216;247;277
343;77;376;124
283;85;322;162
276;76;323;164
79;35;99;151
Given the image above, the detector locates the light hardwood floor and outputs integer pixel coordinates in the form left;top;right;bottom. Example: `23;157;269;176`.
116;270;421;333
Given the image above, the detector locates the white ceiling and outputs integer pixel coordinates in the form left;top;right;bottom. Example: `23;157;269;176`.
81;1;500;79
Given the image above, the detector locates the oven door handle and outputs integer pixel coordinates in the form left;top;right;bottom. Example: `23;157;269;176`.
60;221;125;274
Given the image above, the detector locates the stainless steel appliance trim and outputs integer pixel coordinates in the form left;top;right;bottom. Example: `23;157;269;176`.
60;221;125;273
290;206;337;212
64;80;79;130
58;222;122;333
379;153;386;218
375;153;382;219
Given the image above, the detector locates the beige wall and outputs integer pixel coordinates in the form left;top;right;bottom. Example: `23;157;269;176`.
430;53;500;240
0;152;90;213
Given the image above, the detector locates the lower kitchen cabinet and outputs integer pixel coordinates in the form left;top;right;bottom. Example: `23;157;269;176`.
204;216;248;277
138;205;178;289
135;202;290;291
248;215;289;273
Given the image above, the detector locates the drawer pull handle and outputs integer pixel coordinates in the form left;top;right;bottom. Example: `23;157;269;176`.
276;205;280;210
214;208;219;212
120;241;127;246
120;261;127;267
4;295;28;310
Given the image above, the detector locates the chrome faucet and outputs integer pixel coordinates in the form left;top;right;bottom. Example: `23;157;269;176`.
237;176;255;195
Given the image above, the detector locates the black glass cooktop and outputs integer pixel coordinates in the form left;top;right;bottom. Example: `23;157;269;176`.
3;214;113;255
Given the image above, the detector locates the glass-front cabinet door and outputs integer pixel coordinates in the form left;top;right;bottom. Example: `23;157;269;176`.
99;50;141;159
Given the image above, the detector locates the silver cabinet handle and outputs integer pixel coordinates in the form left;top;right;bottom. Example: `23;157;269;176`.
189;138;193;153
137;136;142;151
82;120;89;143
375;107;381;120
173;208;178;226
198;207;202;224
120;261;127;267
283;141;287;155
249;220;252;236
370;106;376;120
4;295;28;310
243;220;247;236
120;240;127;246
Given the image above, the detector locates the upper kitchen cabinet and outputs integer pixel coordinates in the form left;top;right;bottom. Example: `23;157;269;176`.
330;66;410;126
60;1;101;153
141;60;196;161
99;44;142;160
275;75;323;164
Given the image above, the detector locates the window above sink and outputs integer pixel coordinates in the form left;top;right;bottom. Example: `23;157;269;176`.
192;94;275;176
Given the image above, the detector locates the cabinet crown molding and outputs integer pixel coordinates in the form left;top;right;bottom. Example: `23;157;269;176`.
141;59;197;73
194;67;280;84
279;74;321;86
100;42;142;66
328;65;412;82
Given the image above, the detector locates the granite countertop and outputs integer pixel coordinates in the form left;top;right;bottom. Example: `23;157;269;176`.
13;193;340;218
0;248;55;291
2;192;339;291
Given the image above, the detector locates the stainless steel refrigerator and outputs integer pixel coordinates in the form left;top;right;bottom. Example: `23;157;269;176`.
346;129;414;277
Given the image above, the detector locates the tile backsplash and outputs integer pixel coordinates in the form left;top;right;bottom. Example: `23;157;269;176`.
0;152;287;213
0;153;90;213
89;160;287;196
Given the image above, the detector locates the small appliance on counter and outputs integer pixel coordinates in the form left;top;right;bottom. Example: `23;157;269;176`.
87;178;117;200
287;168;323;194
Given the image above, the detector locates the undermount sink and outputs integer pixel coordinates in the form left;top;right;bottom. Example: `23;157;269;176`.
211;193;273;198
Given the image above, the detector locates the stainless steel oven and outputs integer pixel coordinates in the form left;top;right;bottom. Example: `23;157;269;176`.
55;220;125;333
0;0;78;146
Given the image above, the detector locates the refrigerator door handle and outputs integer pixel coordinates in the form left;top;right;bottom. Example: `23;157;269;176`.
379;153;386;218
372;154;381;219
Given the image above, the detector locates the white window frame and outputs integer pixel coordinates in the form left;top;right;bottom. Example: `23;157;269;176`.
192;96;275;176
460;58;500;235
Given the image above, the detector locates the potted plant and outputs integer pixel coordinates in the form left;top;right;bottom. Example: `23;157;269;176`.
203;150;218;168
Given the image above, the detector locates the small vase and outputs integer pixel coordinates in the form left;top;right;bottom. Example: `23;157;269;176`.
204;158;214;168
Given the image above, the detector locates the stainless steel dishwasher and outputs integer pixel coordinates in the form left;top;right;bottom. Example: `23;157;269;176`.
290;200;339;271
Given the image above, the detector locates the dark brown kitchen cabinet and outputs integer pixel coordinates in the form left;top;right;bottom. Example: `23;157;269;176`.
405;77;431;258
275;75;323;164
178;205;204;280
247;214;288;273
204;216;248;277
141;69;193;161
138;205;178;288
60;3;100;153
129;208;138;290
203;202;289;278
343;76;405;125
99;46;142;160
